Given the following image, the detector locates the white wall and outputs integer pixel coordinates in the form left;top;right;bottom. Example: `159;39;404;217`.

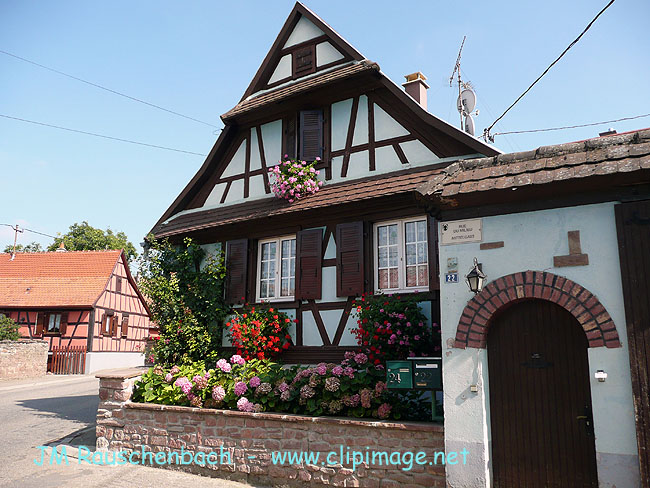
439;202;639;487
85;352;144;374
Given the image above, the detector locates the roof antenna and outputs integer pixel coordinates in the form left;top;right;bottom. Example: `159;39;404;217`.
449;36;479;136
10;224;23;261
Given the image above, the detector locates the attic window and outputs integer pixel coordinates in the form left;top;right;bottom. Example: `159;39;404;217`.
283;109;324;162
293;45;314;77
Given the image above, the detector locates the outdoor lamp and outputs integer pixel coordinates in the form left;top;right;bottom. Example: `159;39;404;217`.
465;257;486;293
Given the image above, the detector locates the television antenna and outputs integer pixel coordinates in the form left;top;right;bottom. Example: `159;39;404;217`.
449;36;466;130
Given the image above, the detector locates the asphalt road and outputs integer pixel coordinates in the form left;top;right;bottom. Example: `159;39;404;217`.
0;375;252;488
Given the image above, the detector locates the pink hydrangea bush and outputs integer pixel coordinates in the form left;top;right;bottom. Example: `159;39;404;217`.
269;157;324;202
133;354;429;421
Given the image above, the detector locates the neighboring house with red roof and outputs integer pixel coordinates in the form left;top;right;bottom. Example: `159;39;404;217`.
0;249;152;373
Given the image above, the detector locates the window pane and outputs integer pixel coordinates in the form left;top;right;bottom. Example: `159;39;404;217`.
389;268;399;288
378;247;388;268
289;278;295;296
261;281;268;298
417;243;427;264
378;226;387;246
417;220;427;242
268;280;275;297
378;269;388;289
262;242;271;260
406;243;416;265
291;239;296;255
388;225;398;245
405;222;416;243
281;279;289;297
269;260;276;277
418;265;429;286
261;261;269;279
282;240;290;257
406;266;417;287
389;246;398;267
281;259;289;277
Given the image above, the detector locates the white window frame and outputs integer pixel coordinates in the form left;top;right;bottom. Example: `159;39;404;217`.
256;234;296;302
373;216;429;294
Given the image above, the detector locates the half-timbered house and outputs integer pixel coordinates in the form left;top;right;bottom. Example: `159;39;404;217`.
0;249;152;373
149;2;499;362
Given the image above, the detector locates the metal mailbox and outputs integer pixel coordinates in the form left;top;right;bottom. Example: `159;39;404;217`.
386;361;413;389
410;357;442;390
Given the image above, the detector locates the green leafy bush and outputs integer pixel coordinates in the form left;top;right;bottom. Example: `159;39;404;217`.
351;293;439;363
132;353;430;421
138;237;228;365
0;315;20;341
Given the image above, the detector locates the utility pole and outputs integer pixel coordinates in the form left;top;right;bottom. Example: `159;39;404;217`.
10;224;23;260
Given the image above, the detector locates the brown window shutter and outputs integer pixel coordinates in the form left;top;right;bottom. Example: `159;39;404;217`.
282;117;297;160
121;315;129;338
299;110;323;162
59;312;69;335
110;315;118;336
35;312;44;336
115;276;122;294
427;215;440;291
225;239;249;304
296;229;323;300
336;221;365;297
293;45;315;77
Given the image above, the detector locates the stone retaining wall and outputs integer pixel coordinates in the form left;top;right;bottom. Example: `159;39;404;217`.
96;369;446;487
0;339;48;379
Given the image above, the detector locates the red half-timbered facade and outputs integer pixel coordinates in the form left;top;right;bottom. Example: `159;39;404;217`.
0;250;152;373
149;3;498;363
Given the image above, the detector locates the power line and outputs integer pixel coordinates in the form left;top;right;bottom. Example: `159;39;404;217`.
23;227;58;239
492;113;650;137
484;0;616;141
0;49;220;129
0;114;207;156
1;223;58;239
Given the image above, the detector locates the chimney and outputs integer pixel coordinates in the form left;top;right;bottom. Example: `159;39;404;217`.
56;242;67;252
402;72;429;110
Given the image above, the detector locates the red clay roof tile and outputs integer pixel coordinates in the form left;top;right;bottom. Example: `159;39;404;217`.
0;250;122;308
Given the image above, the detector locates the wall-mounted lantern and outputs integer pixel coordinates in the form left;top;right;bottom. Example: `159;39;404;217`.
465;257;487;294
595;370;608;382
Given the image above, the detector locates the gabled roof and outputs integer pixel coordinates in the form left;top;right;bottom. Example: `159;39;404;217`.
240;2;364;101
149;3;500;236
0;250;127;308
154;164;446;239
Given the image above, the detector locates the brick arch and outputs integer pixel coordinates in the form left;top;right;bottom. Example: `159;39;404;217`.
454;270;621;349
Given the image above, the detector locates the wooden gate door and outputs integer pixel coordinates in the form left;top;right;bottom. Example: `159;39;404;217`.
488;299;598;487
615;200;650;487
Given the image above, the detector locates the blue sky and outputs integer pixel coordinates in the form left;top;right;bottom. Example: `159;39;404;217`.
1;0;648;253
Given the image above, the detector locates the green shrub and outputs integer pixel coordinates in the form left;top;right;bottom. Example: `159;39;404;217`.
0;315;21;341
132;353;430;421
138;237;228;365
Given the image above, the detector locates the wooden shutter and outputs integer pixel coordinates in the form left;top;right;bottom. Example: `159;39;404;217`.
121;315;129;338
59;312;69;335
35;312;44;336
293;45;315;77
336;222;365;297
110;315;119;336
282;117;297;160
296;229;323;299
299;110;323;162
427;215;440;291
226;239;249;304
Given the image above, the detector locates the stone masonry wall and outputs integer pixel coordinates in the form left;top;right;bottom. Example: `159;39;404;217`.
96;370;446;487
0;339;48;379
